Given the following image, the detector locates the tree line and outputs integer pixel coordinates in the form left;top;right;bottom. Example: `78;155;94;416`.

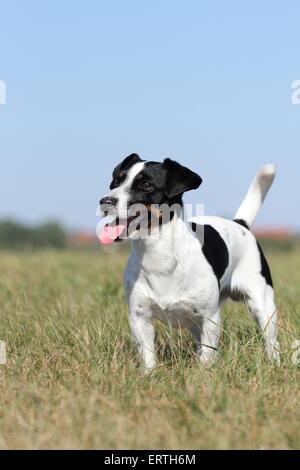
0;220;66;249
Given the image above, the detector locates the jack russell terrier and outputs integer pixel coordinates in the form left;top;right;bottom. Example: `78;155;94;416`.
98;154;279;370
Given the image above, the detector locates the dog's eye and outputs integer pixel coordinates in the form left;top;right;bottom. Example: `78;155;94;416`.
139;181;153;192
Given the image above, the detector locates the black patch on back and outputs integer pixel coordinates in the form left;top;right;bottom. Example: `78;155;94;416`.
191;223;229;286
234;219;249;229
257;242;273;287
233;219;273;287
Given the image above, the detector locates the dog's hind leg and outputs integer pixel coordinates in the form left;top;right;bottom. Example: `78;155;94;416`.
190;309;221;367
243;278;280;364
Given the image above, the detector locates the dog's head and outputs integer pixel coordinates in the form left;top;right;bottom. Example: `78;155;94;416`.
98;154;202;244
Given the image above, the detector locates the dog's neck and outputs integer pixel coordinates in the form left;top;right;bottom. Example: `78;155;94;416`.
131;206;193;273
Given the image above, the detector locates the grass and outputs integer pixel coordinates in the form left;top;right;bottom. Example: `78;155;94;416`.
0;247;299;450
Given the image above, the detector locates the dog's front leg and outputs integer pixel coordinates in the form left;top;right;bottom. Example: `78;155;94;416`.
190;309;221;367
129;311;156;371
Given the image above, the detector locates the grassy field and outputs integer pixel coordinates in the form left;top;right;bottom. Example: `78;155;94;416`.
0;247;299;450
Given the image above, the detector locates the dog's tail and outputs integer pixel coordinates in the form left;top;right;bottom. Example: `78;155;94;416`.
234;164;276;229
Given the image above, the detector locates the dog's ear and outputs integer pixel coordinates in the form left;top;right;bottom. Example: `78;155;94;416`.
113;153;142;178
163;158;202;198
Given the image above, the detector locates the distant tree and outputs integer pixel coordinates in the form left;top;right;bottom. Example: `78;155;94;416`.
33;222;67;248
0;220;66;249
0;221;32;248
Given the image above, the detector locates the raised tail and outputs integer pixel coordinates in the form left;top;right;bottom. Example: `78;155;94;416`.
234;164;276;229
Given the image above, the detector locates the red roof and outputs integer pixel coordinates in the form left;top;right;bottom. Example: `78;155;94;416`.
254;227;293;240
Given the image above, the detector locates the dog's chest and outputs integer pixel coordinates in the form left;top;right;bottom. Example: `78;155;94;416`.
126;232;219;328
135;263;211;328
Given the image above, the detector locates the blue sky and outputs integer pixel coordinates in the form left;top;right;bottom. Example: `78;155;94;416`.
0;1;300;230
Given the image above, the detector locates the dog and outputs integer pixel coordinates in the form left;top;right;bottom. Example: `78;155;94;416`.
99;154;280;370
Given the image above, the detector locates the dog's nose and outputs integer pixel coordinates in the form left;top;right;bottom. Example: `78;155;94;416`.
99;196;117;207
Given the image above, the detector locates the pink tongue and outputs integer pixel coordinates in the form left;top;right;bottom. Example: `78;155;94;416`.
98;223;127;245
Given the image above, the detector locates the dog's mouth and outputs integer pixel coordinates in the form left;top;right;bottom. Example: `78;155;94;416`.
98;204;164;246
98;215;140;245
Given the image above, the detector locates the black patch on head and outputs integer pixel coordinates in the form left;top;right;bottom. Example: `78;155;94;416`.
129;159;202;207
163;158;202;199
110;155;202;219
130;162;168;205
257;242;273;287
110;153;143;189
234;219;249;230
191;223;229;287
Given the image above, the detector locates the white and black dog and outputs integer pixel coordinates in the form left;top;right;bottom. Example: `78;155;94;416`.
99;154;280;370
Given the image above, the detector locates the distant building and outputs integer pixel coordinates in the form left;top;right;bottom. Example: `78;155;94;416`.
253;227;293;241
68;231;98;248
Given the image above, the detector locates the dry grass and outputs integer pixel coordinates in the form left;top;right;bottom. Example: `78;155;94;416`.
0;247;299;449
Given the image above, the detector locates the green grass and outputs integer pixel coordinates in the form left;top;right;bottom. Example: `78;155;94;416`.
0;247;299;449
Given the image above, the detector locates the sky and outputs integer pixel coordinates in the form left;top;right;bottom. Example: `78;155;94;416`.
1;1;300;231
